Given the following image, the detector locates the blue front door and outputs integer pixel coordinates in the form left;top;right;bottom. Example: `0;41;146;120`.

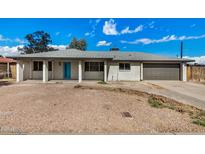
64;62;71;79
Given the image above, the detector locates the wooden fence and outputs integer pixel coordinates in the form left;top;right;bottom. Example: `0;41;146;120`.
10;64;16;79
187;65;205;81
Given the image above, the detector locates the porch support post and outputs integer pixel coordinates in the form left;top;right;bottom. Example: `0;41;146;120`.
104;60;107;82
7;62;10;78
181;62;187;81
43;60;48;83
16;61;23;82
140;62;143;81
29;61;32;79
78;60;82;83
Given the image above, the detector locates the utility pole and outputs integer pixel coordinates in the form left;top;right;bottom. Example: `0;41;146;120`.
180;41;183;58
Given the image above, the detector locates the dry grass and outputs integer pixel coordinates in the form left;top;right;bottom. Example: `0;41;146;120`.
148;95;205;127
74;84;149;98
76;84;205;128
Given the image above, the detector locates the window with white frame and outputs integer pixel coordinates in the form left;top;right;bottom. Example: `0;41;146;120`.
85;62;104;72
119;63;130;71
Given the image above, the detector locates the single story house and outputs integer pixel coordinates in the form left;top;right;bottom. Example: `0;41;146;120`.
10;49;194;83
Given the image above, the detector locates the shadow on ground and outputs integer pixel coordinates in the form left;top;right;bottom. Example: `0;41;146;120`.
0;81;13;87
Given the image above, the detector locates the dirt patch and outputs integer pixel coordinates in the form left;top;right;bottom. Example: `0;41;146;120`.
0;83;204;134
74;84;149;98
75;84;205;129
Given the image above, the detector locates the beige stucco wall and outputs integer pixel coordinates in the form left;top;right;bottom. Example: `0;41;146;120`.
53;61;63;79
52;60;78;80
23;61;30;80
20;59;141;81
20;60;52;80
107;61;141;81
32;71;52;80
52;60;105;80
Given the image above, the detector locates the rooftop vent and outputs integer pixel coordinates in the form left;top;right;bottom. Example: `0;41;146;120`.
110;48;120;51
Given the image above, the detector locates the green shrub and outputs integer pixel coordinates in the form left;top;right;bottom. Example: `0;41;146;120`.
192;119;205;127
148;97;165;108
97;81;107;84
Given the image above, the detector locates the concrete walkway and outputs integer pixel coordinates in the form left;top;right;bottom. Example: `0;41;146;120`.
109;81;205;110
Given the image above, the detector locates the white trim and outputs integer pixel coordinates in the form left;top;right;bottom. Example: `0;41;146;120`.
43;60;48;82
16;61;23;82
140;62;143;81
181;62;187;81
104;60;107;82
78;60;82;83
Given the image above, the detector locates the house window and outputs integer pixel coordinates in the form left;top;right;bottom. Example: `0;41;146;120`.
85;62;104;72
48;61;52;71
33;61;52;71
33;61;43;71
119;63;130;71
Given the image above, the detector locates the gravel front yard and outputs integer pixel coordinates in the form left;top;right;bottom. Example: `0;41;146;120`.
0;82;205;134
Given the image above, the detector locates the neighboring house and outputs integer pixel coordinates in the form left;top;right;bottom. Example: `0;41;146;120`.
0;57;16;79
11;49;194;82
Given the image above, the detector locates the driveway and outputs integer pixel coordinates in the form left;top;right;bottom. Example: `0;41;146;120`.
109;81;205;110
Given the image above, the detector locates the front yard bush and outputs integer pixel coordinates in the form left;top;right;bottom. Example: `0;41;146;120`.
192;119;205;127
148;96;165;108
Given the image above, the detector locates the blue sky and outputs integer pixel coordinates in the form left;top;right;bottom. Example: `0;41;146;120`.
0;18;205;60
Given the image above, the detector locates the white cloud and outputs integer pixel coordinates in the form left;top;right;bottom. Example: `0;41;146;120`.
190;24;196;28
103;19;119;35
0;44;68;57
85;19;101;37
14;38;26;44
84;32;95;37
84;32;90;36
66;33;72;37
0;34;26;44
49;45;67;50
103;19;144;35
148;21;155;28
89;19;92;24
95;19;101;24
0;34;11;42
55;32;60;36
0;45;23;56
184;56;205;64
121;34;205;45
121;25;143;34
96;41;112;47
